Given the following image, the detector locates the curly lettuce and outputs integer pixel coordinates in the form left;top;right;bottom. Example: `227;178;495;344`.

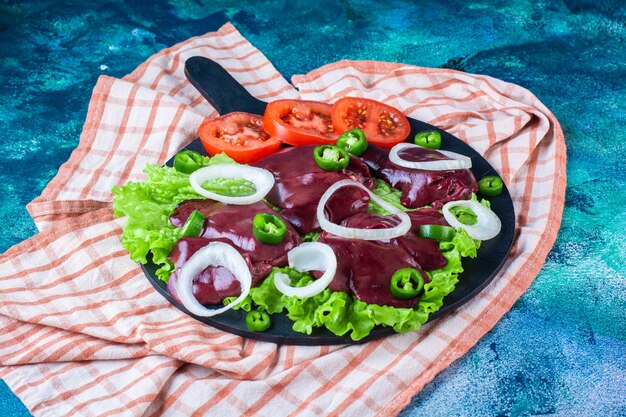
112;152;236;281
368;179;413;215
302;231;321;242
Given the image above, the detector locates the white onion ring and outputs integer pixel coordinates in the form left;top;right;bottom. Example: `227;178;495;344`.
274;242;337;298
442;200;501;240
189;164;275;205
389;142;472;171
176;242;251;316
316;179;411;240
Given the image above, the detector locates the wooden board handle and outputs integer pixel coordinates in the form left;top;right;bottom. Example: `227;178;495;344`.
184;56;267;116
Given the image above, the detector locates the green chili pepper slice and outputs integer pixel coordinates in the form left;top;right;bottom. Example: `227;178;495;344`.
313;145;350;171
179;210;205;238
173;150;207;174
449;206;478;225
245;309;271;332
414;130;442;150
252;213;287;245
336;128;368;156
390;268;425;300
478;175;504;197
419;224;456;241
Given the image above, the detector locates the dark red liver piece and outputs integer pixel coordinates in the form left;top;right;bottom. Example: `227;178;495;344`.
324;184;370;225
201;200;300;268
167;237;248;306
319;233;425;308
254;145;374;234
339;212;447;270
407;207;449;230
168;265;241;305
318;212;440;308
167;200;301;305
360;145;478;209
169;199;222;228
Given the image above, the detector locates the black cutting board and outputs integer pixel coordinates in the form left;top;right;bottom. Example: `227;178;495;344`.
141;57;516;345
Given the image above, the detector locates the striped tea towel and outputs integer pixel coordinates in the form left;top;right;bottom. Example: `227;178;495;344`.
0;22;566;417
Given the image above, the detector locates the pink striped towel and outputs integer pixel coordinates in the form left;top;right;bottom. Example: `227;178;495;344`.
0;22;565;417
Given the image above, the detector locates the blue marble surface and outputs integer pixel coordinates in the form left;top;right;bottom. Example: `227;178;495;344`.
1;0;625;415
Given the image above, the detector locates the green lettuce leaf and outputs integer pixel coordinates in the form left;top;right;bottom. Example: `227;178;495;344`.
112;152;237;281
112;165;201;265
302;231;321;242
206;152;237;166
368;179;411;215
470;192;491;209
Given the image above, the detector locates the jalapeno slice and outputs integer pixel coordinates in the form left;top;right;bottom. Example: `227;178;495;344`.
179;210;205;237
252;213;287;245
414;130;442;150
313;145;350;171
336;128;368;156
478;175;504;197
245;310;271;332
173;150;208;174
419;224;456;241
390;268;425;300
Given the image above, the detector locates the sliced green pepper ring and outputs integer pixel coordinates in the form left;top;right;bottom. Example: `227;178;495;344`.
313;145;350;171
478;175;504;197
245;309;271;332
390;268;425;300
414;130;442;149
419;224;456;241
336;128;368;156
179;210;205;238
252;213;287;245
173;150;207;174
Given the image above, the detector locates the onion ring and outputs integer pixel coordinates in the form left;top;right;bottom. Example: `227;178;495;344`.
389;142;472;171
442;200;501;240
274;242;337;298
316;179;411;240
176;242;251;316
189;164;275;205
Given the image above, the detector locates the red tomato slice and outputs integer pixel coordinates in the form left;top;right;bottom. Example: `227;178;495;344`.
263;100;339;146
331;97;411;149
198;112;282;164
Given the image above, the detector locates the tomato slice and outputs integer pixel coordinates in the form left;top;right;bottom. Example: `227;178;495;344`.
263;100;339;146
198;112;282;164
331;97;411;149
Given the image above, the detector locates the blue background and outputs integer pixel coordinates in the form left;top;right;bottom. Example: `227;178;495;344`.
1;1;624;415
